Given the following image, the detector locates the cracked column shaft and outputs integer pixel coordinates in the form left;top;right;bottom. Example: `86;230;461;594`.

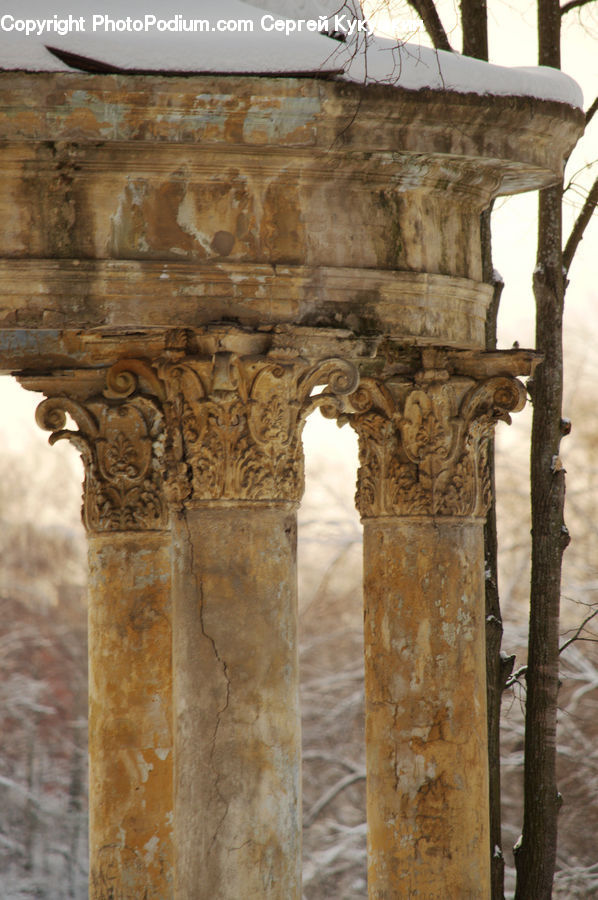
172;504;301;899
158;349;351;899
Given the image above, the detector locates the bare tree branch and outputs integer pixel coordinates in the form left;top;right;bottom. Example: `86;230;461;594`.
304;771;366;826
563;176;598;273
505;665;529;690
560;609;598;654
560;0;597;15
405;0;453;51
302;750;363;774
564;160;596;194
586;96;598;127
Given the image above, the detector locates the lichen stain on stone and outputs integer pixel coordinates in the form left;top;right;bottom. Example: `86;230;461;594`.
412;619;431;686
109;177;151;256
375;189;405;269
67;90;125;139
241;96;320;146
0;166;35;255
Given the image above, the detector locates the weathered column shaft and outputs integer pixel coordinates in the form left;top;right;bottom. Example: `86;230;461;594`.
346;359;528;898
172;505;300;899
88;532;173;899
158;347;358;899
31;362;174;899
363;518;488;898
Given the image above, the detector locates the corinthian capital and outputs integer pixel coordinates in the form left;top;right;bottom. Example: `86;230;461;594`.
346;366;526;519
31;360;169;533
158;351;359;505
26;350;359;519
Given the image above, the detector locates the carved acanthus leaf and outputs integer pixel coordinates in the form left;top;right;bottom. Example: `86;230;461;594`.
159;353;359;503
35;362;168;533
347;371;526;519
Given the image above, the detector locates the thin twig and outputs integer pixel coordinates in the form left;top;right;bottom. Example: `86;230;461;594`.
563;176;598;273
564;160;597;194
304;771;366;827
560;608;598;654
505;665;528;690
302;750;364;774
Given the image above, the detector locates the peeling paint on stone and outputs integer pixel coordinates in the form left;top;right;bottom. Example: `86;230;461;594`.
363;519;490;898
88;532;173;900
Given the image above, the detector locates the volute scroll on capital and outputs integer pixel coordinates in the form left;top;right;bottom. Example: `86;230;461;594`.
342;367;527;520
158;351;360;505
30;351;361;523
33;360;169;534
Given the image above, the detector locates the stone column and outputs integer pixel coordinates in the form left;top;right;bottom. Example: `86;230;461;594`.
346;353;528;898
157;347;358;900
33;362;174;900
29;346;357;899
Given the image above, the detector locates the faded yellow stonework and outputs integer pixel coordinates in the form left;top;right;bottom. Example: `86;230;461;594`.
1;70;583;898
364;519;488;899
341;355;527;897
88;533;173;900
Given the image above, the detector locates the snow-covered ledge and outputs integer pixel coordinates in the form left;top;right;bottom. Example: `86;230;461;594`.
0;54;583;900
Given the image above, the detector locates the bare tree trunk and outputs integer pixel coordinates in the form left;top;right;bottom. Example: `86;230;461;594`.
461;0;488;59
463;4;513;894
514;7;566;896
514;178;568;900
482;211;514;900
406;0;452;50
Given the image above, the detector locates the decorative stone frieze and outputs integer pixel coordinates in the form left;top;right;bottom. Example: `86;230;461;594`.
158;351;359;505
345;363;527;519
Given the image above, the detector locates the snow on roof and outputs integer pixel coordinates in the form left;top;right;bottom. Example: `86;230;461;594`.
0;0;583;109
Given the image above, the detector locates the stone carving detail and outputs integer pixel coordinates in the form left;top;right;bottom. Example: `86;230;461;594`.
345;369;526;518
159;352;359;503
35;361;168;532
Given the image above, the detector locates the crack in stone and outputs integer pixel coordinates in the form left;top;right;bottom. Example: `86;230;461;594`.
182;513;231;848
228;839;254;854
392;704;400;795
196;575;231;758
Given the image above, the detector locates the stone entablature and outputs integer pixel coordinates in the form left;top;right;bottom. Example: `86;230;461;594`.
0;262;494;349
0;71;584;381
